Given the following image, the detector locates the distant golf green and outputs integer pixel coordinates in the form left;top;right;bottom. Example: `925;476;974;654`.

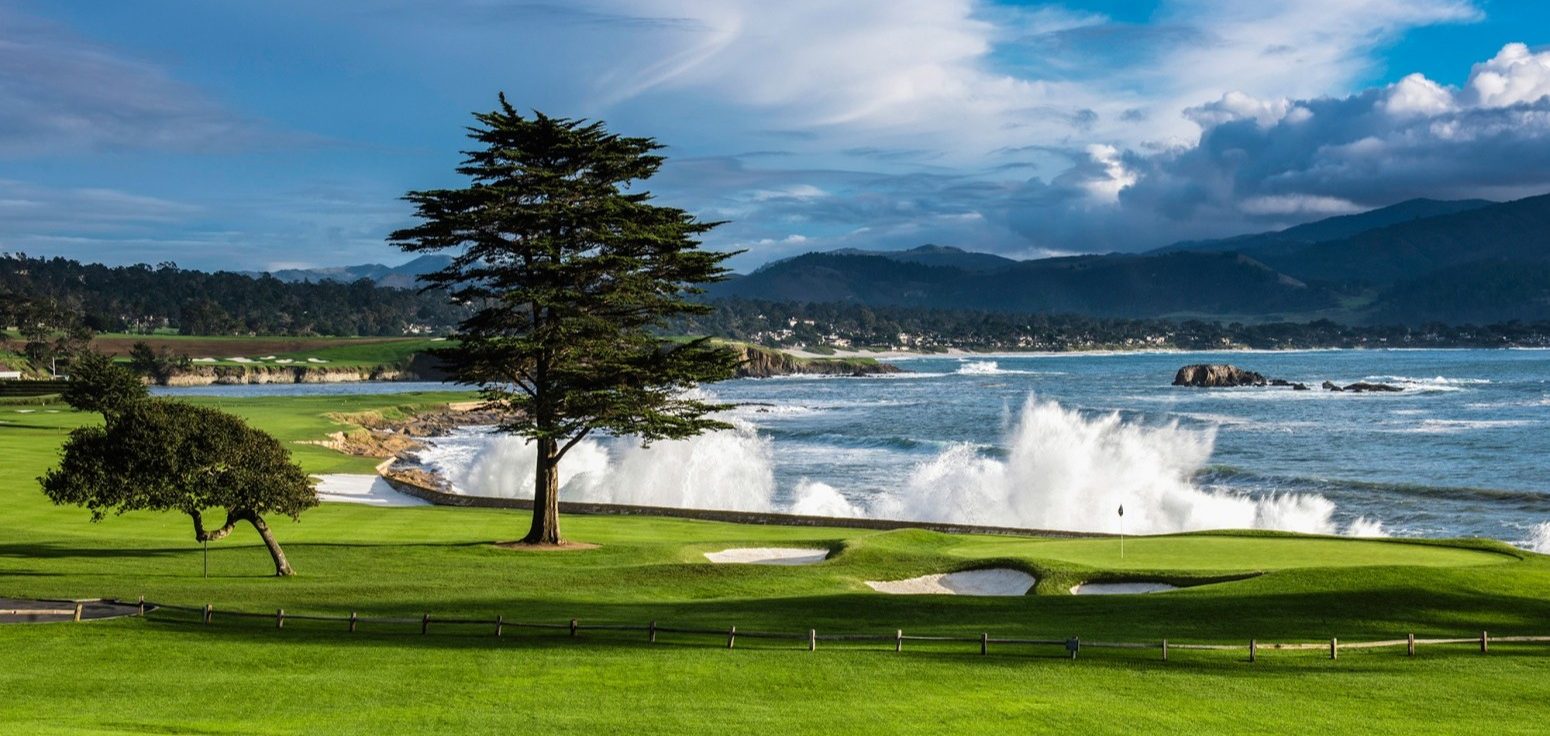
2;394;1548;735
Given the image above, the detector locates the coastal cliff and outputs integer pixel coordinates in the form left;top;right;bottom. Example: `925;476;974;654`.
728;343;902;378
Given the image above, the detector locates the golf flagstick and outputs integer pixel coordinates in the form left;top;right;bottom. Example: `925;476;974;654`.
1118;504;1125;560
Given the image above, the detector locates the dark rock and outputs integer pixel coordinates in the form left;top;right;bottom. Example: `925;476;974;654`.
1322;381;1344;392
1292;383;1310;391
1173;364;1268;388
1344;382;1403;392
1269;378;1291;387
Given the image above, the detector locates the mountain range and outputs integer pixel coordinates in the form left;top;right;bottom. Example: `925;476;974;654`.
269;193;1550;324
254;254;452;289
708;193;1550;324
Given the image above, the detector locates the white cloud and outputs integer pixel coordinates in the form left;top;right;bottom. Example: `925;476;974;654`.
1463;42;1550;107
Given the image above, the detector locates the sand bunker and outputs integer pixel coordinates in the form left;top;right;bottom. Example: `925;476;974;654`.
704;547;830;565
1069;582;1178;595
866;569;1035;596
313;474;429;507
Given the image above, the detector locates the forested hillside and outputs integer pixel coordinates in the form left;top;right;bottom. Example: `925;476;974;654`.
1;254;463;336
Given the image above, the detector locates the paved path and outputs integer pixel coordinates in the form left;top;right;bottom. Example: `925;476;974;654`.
0;598;147;624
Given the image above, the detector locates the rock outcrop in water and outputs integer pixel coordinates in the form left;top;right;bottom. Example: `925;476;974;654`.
1338;381;1403;393
1173;364;1268;387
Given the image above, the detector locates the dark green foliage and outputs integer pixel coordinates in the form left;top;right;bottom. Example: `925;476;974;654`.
0;253;466;336
127;341;191;383
39;399;317;575
392;96;738;543
60;351;147;417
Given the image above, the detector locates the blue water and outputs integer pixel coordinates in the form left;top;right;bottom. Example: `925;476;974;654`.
155;350;1550;544
706;349;1550;543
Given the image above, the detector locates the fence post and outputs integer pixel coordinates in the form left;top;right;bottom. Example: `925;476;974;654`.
648;620;657;643
570;618;578;637
896;629;903;653
72;602;83;622
1161;639;1168;661
980;633;989;656
421;613;430;635
203;604;212;625
495;615;503;638
808;629;816;652
1249;639;1256;663
727;626;737;649
276;609;285;630
1329;637;1337;660
1407;633;1415;657
137;595;145;616
1480;631;1488;654
349;611;358;633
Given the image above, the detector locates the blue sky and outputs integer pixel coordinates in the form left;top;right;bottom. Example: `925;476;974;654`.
3;1;1550;272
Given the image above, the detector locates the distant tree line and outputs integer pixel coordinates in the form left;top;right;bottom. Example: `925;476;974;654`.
674;299;1550;351
1;253;465;337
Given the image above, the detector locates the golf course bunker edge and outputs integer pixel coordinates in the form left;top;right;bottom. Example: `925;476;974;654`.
866;569;1036;596
1069;582;1179;595
704;547;831;565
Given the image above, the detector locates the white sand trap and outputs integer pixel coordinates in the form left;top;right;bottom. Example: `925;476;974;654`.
191;357;217;363
228;357;254;363
704;547;829;565
259;355;276;360
313;474;429;507
14;409;35;414
275;358;295;364
866;569;1035;596
1070;582;1178;595
306;358;330;364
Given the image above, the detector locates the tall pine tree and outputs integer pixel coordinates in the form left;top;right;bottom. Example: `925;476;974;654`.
392;95;739;545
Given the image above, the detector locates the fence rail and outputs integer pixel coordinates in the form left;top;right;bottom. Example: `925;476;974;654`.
114;598;1549;662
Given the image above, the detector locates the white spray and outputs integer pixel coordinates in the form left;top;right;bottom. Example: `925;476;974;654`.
422;394;1373;536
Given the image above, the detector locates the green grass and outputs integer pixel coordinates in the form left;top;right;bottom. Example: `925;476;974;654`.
3;394;1549;734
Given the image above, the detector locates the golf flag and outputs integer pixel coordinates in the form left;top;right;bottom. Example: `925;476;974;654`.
1118;504;1124;517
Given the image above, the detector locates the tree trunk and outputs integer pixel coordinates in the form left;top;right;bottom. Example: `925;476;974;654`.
522;437;562;545
244;512;295;577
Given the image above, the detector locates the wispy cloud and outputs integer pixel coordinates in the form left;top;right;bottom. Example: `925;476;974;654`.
0;7;279;155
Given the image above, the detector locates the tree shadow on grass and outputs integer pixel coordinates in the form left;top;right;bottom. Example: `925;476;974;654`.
0;543;189;560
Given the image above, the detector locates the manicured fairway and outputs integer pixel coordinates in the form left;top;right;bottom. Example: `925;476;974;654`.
2;394;1548;734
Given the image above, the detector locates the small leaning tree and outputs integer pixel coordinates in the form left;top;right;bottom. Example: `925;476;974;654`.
41;354;316;575
392;95;739;545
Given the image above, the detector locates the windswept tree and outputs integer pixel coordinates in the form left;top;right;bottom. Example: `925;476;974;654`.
41;360;315;575
391;95;739;545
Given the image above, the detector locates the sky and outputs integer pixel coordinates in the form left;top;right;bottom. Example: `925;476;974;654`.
3;0;1550;273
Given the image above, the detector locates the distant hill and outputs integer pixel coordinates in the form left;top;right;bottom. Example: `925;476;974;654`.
1257;193;1550;285
1369;259;1550;324
259;255;452;289
823;244;1018;272
709;250;1335;319
1150;198;1496;256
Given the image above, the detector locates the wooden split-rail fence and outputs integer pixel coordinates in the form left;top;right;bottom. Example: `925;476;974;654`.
114;598;1550;662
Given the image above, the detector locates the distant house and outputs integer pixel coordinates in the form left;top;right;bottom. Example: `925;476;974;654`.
0;362;21;380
